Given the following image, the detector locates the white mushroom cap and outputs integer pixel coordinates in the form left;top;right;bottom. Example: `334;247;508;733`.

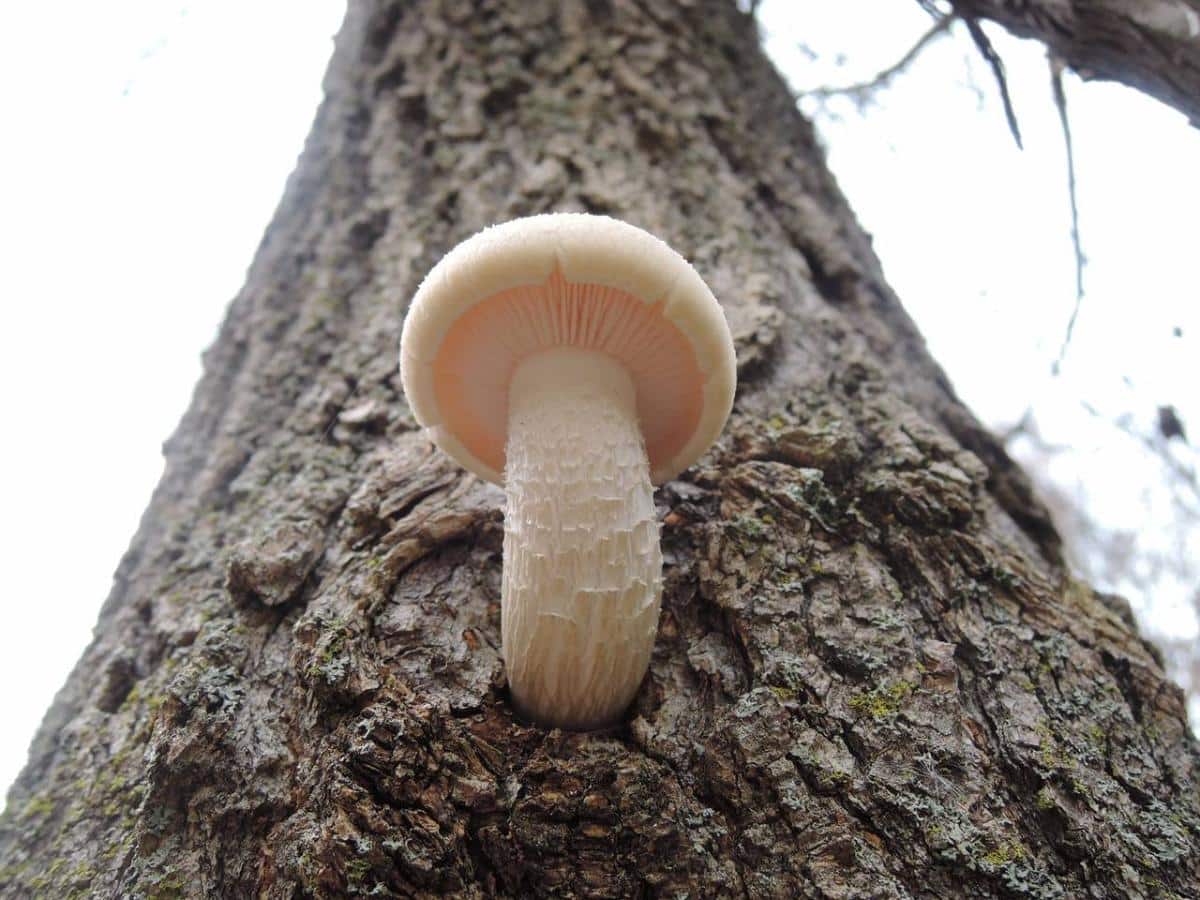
400;214;736;484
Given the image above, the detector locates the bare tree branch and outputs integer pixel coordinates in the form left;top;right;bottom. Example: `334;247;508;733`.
948;0;1200;128
1050;54;1086;375
961;13;1024;148
804;14;955;104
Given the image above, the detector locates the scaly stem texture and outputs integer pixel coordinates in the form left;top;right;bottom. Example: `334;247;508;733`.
502;348;662;729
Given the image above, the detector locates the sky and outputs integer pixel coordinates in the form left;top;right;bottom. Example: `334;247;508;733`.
0;0;348;805
0;1;1196;804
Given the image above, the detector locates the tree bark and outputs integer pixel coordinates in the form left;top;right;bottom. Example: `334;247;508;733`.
950;0;1200;127
3;1;1198;897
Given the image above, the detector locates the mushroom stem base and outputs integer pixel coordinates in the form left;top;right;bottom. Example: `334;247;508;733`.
503;348;662;730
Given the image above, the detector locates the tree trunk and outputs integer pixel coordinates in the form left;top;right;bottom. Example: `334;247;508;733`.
3;2;1197;897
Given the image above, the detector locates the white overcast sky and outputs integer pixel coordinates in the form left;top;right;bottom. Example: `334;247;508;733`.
0;1;1196;803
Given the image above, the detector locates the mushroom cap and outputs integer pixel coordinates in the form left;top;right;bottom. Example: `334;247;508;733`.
400;213;736;485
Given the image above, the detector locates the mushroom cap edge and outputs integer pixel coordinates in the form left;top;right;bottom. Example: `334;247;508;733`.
399;213;736;485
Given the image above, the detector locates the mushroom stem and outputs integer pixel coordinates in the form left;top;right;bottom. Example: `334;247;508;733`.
502;348;662;730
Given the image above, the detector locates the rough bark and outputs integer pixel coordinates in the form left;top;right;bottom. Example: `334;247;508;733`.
949;0;1200;127
2;1;1198;897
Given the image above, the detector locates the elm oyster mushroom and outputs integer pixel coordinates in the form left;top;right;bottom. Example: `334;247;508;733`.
400;213;736;730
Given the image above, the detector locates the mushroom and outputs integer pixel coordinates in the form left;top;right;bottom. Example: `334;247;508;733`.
400;214;736;729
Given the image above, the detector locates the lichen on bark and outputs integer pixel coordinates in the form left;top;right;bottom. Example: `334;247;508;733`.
1;1;1197;897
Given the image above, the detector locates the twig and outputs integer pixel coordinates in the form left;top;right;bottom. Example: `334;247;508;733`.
999;407;1034;443
1050;54;1086;375
1081;401;1200;515
804;14;956;103
961;14;1024;149
999;408;1070;452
